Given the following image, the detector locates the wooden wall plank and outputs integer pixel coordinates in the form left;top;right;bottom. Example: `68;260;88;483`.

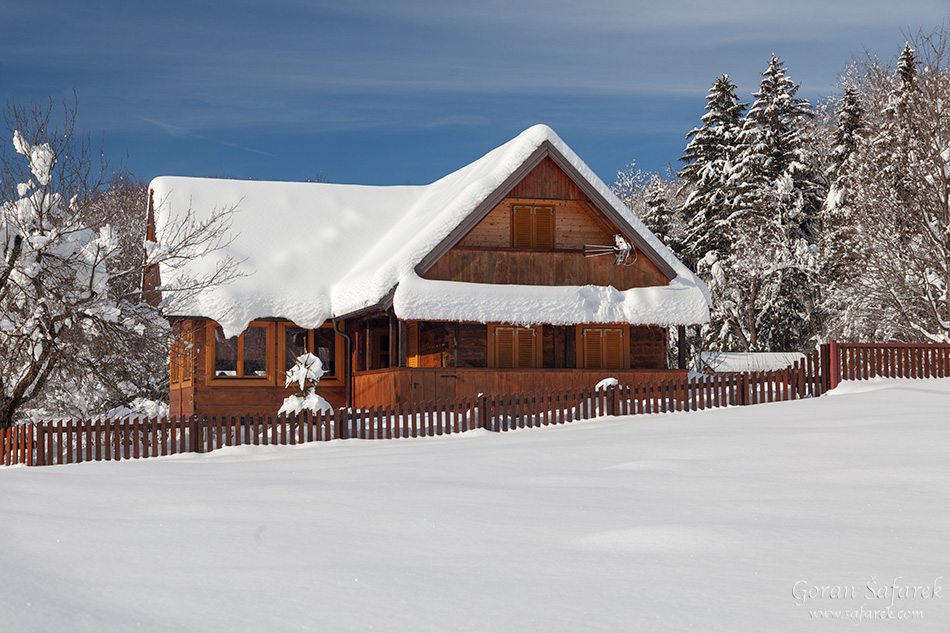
423;246;668;289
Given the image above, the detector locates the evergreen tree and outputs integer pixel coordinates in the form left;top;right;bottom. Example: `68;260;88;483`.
897;42;918;89
642;174;679;253
816;84;866;340
678;74;745;268
705;55;824;352
827;85;864;188
612;164;686;254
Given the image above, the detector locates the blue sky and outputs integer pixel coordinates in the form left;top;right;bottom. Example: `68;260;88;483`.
2;1;947;186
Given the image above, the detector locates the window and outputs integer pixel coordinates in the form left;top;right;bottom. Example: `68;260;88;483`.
279;323;339;382
577;326;628;369
489;324;542;368
209;322;273;380
170;322;194;386
510;204;555;248
313;328;337;377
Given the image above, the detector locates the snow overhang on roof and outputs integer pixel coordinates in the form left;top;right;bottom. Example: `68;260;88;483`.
150;124;711;337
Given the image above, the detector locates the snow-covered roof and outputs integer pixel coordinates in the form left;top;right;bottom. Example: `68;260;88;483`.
150;125;710;337
700;352;805;373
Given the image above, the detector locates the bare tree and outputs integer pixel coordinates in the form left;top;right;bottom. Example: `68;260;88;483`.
0;97;238;427
823;27;950;343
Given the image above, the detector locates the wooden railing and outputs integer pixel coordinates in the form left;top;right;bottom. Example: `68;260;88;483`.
3;342;948;467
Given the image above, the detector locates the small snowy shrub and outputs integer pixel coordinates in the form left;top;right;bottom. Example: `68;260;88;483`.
278;353;332;416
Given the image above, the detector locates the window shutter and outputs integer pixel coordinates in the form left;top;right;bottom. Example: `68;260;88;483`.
511;206;533;248
604;328;624;369
515;327;535;368
583;328;603;368
534;206;555;248
495;327;515;368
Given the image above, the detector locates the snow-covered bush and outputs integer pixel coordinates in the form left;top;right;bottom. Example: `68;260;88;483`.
278;353;332;416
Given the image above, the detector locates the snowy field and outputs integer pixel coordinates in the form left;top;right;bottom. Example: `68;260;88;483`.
1;379;948;632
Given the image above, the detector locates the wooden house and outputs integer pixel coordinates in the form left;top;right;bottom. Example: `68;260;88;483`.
148;126;710;418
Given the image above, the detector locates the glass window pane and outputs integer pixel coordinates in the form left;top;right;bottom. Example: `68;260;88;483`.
314;328;336;377
214;327;238;376
170;334;180;384
243;326;267;377
285;327;309;371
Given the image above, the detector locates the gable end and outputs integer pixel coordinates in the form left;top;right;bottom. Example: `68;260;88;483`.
414;140;678;281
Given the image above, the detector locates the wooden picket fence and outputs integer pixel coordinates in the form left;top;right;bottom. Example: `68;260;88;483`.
2;341;949;468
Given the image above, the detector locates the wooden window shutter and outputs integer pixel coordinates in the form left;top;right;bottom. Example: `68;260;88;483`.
511;205;556;248
583;328;603;369
406;321;420;367
511;206;533;248
515;327;536;368
495;327;515;368
604;328;624;369
534;206;555;248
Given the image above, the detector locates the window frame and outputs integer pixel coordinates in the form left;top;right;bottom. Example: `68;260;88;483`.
205;321;277;385
170;321;195;387
488;323;543;368
277;322;344;386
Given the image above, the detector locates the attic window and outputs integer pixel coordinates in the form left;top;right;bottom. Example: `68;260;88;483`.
577;325;628;369
489;324;542;368
510;205;555;249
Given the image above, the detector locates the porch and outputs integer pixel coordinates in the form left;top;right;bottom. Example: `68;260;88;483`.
352;366;687;408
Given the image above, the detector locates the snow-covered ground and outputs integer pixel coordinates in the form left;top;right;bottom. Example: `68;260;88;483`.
1;378;948;632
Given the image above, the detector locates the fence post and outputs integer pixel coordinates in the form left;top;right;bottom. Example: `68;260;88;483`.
27;423;35;466
340;408;350;440
819;343;830;394
35;423;45;467
477;395;489;430
189;417;199;453
828;340;841;390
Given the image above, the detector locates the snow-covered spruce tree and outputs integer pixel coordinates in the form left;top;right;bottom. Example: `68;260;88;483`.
0;98;238;427
816;83;866;339
613;164;686;253
678;74;746;270
826;32;950;342
707;55;825;352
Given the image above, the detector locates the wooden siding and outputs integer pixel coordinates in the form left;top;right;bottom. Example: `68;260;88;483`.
353;367;687;408
631;325;667;369
507;156;586;200
459;324;488;367
423;247;669;288
459;198;616;250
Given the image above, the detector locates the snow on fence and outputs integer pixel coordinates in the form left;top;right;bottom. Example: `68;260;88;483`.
3;342;949;468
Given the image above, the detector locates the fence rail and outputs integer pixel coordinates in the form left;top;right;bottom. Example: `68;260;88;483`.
3;341;948;468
